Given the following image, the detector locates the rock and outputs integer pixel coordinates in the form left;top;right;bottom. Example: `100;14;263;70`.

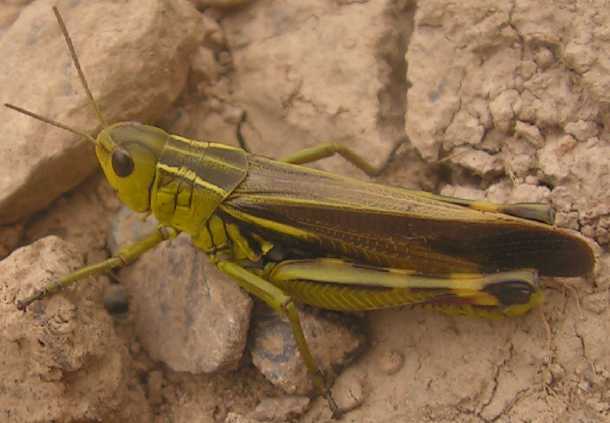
489;90;520;133
225;412;259;423
406;2;517;160
443;109;485;149
377;349;404;376
25;176;116;253
0;223;22;259
533;46;555;69
564;120;599;142
251;308;366;395
582;292;608;315
249;396;310;422
108;206;158;253
0;0;203;224
330;368;367;414
147;370;165;406
191;46;222;83
448;148;503;177
0;3;21;31
538;135;577;184
404;0;608;247
0;236;151;422
514;121;543;147
109;207;253;373
222;0;412;173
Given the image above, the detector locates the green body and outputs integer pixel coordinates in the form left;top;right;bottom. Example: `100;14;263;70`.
96;123;593;317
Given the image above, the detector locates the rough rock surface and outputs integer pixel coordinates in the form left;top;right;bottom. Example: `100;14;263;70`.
405;0;609;246
251;307;366;395
0;236;151;422
221;0;413;174
0;0;202;224
249;396;311;422
109;208;253;373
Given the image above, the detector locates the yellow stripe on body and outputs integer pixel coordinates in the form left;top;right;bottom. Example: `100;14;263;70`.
170;135;243;151
163;143;246;174
233;192;514;224
220;204;316;240
267;258;537;291
157;163;227;197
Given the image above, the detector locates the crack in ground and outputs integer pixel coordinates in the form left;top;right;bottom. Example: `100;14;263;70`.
440;77;464;143
375;1;415;155
507;0;525;62
477;343;514;421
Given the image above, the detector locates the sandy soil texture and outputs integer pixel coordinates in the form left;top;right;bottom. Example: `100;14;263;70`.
0;0;608;422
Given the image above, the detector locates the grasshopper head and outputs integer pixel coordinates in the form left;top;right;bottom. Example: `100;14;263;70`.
96;122;168;212
4;8;171;214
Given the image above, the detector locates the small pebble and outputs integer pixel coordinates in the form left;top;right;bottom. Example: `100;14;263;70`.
251;308;365;395
103;284;129;315
377;349;404;375
331;369;366;414
578;380;591;392
534;47;554;68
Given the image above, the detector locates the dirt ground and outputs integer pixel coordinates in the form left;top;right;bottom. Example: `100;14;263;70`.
0;0;608;422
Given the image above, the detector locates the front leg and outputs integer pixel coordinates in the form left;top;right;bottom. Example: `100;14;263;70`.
16;226;178;310
214;259;342;419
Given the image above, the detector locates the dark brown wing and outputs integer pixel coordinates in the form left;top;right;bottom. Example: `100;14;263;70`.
221;156;594;277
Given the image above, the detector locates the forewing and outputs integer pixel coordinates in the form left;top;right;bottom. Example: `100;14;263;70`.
222;156;594;277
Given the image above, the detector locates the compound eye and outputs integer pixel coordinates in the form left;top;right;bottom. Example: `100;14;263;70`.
111;148;134;177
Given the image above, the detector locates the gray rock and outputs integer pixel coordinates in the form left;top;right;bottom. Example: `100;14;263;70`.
251;307;366;395
110;208;253;373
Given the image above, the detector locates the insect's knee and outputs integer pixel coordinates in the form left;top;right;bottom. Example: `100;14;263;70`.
157;226;178;240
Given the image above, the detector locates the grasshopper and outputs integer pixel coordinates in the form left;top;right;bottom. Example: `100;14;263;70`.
6;7;595;418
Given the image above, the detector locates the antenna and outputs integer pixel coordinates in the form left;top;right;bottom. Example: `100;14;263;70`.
4;103;96;143
52;6;107;127
4;6;106;144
